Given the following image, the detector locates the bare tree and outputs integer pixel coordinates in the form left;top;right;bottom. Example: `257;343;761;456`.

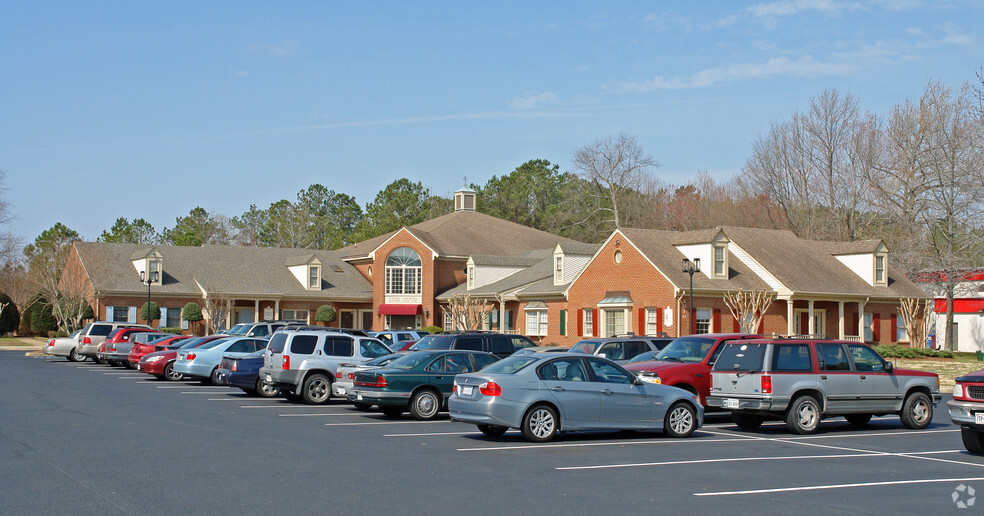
0;170;20;267
0;262;35;322
198;283;231;334
572;133;661;230
722;289;775;333
898;297;931;350
442;293;494;331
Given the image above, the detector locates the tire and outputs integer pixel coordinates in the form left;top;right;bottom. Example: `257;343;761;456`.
352;402;373;411
899;392;932;429
664;401;698;438
732;412;764;430
785;396;821;434
477;424;508;437
209;368;222;385
381;406;404;418
521;405;558;442
68;347;85;362
283;391;303;402
301;373;332;404
961;427;984;454
845;413;872;426
409;389;441;420
255;378;279;398
163;362;183;381
123;361;135;369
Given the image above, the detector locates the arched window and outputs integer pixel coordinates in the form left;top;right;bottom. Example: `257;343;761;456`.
385;247;422;295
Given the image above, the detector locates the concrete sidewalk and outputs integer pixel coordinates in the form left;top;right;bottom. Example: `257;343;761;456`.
0;337;46;354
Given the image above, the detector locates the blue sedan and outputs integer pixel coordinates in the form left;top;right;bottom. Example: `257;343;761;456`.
449;353;703;442
215;349;278;397
175;337;269;385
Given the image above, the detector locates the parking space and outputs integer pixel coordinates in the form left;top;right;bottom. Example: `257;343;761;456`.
7;353;984;514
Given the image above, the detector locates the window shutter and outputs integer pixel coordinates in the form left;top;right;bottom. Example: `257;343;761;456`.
128;306;137;323
656;307;663;334
560;310;566;336
732;315;740;333
160;307;168;326
713;309;721;333
505;310;512;331
852;313;859;335
638;308;645;335
591;309;598;337
891;314;898;342
577;309;584;336
106;306;114;321
872;313;881;342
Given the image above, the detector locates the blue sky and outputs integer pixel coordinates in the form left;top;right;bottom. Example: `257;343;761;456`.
2;1;982;243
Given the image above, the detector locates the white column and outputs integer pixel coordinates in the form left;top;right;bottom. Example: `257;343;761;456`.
226;299;232;328
858;300;867;338
254;299;260;321
499;300;505;332
807;300;815;335
275;299;280;320
838;301;845;339
786;299;795;336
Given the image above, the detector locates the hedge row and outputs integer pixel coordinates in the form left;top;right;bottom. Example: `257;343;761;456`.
873;344;954;359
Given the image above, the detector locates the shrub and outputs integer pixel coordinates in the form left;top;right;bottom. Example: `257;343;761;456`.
421;325;443;334
873;344;954;359
30;303;57;336
315;305;337;325
182;302;203;322
140;302;161;323
0;292;20;335
159;327;181;334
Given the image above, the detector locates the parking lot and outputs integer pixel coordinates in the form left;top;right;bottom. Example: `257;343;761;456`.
3;351;982;514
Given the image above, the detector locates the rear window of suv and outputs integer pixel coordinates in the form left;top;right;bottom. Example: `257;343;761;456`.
772;344;813;372
268;333;288;353
89;324;113;337
714;343;767;372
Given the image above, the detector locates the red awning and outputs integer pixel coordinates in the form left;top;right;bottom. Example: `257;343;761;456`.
378;304;423;316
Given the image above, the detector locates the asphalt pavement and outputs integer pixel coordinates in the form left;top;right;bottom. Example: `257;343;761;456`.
2;351;983;515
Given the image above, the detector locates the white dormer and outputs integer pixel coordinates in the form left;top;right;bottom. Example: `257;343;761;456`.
466;261;476;290
552;243;594;286
287;255;323;290
674;231;729;280
131;247;163;285
454;187;477;212
835;242;889;287
554;254;563;285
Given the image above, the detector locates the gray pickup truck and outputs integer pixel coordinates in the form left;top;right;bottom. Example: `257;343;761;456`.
707;338;941;434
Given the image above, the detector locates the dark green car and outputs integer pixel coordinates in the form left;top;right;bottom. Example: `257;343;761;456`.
352;350;499;420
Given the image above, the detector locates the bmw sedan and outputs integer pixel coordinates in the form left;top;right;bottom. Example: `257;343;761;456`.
175;337;268;385
448;354;703;442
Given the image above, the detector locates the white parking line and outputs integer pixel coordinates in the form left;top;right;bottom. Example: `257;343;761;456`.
324;420;453;427
156;385;217;389
385;431;474;437
279;413;361;417
556;449;963;470
457;436;748;452
100;371;140;375
180;391;233;394
240;405;310;409
116;375;147;378
206;398;251;401
694;476;984;497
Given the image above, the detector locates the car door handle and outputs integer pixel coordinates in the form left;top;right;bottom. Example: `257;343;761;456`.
860;375;866;380
820;375;827;380
434;376;443;380
601;389;614;395
550;386;565;392
695;373;703;378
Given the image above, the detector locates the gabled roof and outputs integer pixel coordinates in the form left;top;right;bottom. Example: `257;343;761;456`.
74;242;373;300
341;210;577;260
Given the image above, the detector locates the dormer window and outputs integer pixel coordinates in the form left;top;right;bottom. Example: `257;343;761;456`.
874;255;886;285
147;259;161;285
309;266;320;288
554;255;563;284
711;243;728;279
467;265;475;290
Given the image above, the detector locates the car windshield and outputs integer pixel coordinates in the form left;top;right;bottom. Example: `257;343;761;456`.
196;339;229;350
570;340;601;354
385;352;435;370
178;338;207;348
409;334;453;351
480;356;538;374
626;350;661;364
653;336;716;363
227;324;249;336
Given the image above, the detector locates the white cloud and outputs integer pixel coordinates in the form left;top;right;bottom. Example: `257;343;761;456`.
939;22;975;46
250;40;297;57
643;11;691;31
905;26;928;37
608;56;854;92
747;0;852;17
509;91;560;110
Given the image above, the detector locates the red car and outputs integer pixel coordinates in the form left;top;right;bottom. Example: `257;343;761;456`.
137;335;226;381
624;333;761;407
97;327;158;367
128;335;191;366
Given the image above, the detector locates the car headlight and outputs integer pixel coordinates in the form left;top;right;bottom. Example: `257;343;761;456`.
637;373;661;384
146;355;164;363
954;383;963;398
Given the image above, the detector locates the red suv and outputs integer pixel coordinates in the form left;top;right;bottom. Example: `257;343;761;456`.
624;333;761;406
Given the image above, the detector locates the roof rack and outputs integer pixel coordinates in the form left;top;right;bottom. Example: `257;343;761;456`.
768;333;832;340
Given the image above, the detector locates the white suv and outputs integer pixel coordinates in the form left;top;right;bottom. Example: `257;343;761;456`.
258;329;393;404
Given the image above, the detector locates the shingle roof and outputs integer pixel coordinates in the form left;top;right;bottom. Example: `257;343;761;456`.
75;242;373;300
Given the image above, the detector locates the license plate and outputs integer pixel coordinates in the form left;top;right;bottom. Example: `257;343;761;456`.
461;386;473;396
723;398;739;409
976;413;984;425
356;394;363;401
337;387;346;395
265;374;272;383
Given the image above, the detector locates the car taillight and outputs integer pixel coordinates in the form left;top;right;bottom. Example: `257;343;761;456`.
282;356;290;370
336;371;342;379
83;337;91;344
231;361;238;372
187;353;196;361
48;339;55;347
761;374;772;394
347;373;354;380
480;381;502;396
374;375;387;388
452;383;456;393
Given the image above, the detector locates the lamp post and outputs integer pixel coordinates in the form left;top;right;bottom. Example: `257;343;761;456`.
682;258;700;335
140;270;157;327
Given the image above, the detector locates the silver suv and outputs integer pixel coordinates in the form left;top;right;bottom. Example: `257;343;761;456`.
259;329;393;404
76;321;153;362
707;338;941;434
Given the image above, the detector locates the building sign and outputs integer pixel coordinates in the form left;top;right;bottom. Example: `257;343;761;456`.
264;307;275;320
664;306;673;327
385;296;422;304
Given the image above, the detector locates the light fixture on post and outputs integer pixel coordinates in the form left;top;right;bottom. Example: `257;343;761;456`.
140;270;157;327
682;258;700;335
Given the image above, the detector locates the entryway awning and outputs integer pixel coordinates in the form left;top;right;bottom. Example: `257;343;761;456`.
378;304;423;315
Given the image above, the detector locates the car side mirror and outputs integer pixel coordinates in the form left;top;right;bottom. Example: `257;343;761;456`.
632;376;643;386
883;361;894;373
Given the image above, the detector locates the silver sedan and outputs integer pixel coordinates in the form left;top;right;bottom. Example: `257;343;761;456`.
42;330;84;361
449;354;702;442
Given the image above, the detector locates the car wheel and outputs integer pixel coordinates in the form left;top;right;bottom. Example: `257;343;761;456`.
522;405;558;442
409;389;441;420
731;412;764;430
302;373;331;404
352;402;372;411
92;356;104;364
664;401;697;438
785;396;821;434
68;347;85;362
899;392;932;429
961;427;984;454
255;378;279;398
209;368;222;385
283;391;303;402
164;362;183;381
381;406;404;418
477;424;508;437
845;413;872;426
123;361;135;369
